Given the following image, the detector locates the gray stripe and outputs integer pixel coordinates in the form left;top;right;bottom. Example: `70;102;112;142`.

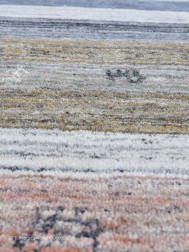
1;17;189;42
0;0;189;12
1;61;189;95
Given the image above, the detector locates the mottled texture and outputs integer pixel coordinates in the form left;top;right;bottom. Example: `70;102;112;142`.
1;175;189;252
1;1;189;251
0;38;189;133
0;128;189;176
1;90;189;133
1;18;189;41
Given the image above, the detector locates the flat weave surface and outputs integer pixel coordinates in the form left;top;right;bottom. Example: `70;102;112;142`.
0;1;189;251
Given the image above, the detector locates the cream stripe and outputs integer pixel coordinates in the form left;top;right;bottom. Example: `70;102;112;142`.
1;5;189;23
0;128;189;177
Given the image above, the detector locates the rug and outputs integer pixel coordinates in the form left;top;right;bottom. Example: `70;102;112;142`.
0;1;189;251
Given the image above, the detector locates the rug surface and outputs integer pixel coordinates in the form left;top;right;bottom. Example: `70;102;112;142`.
0;1;189;251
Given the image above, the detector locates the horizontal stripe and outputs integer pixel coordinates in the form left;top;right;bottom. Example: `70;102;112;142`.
0;0;189;12
1;88;189;134
1;61;189;94
1;5;189;23
1;2;189;251
0;128;189;177
1;38;189;66
1;17;189;42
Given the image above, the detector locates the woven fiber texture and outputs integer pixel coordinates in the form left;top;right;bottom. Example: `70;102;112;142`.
0;1;189;251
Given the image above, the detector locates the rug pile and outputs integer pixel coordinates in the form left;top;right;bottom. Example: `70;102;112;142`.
0;0;189;251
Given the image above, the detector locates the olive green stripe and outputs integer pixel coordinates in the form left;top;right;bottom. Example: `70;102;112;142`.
0;89;189;134
1;37;189;65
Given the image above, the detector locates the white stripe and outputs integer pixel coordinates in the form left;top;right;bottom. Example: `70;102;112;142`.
0;128;189;177
1;5;189;23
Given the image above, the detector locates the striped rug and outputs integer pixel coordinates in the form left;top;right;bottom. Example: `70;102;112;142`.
1;1;189;251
